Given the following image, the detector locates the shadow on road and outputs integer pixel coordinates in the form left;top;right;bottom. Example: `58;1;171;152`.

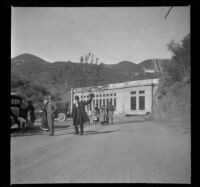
113;119;147;125
54;124;71;131
11;126;44;137
54;132;75;136
11;124;72;137
53;130;121;136
84;130;120;136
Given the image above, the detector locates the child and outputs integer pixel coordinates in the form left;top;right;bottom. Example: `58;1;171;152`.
17;116;26;129
92;108;98;125
26;110;34;129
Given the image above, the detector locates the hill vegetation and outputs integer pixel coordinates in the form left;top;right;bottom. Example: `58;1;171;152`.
11;53;166;104
152;33;190;124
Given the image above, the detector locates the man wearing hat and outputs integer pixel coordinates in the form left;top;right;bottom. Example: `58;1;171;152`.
46;95;57;136
72;93;95;135
41;98;49;131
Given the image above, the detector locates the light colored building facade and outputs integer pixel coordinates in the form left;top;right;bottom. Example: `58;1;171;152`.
70;79;159;116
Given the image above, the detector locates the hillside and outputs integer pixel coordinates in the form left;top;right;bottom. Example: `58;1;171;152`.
138;59;169;72
11;53;168;102
152;81;190;125
151;33;190;125
103;61;142;79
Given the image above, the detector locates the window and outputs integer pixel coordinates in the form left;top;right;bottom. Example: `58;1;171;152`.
96;95;98;97
96;100;98;106
110;94;112;96
139;96;145;110
100;95;102;97
103;94;105;97
114;93;116;96
131;91;136;94
11;98;20;105
114;98;116;108
131;97;136;110
81;96;83;98
103;99;105;105
84;96;86;98
139;91;145;94
100;99;102;106
107;94;109;96
110;98;112;105
93;100;95;107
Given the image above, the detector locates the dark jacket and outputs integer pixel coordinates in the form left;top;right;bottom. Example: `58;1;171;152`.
72;98;93;124
107;104;114;112
46;101;57;117
41;103;48;128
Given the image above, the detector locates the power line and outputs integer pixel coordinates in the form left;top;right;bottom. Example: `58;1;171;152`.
165;6;173;19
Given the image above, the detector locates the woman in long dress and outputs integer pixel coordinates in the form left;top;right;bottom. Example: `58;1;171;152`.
100;105;107;125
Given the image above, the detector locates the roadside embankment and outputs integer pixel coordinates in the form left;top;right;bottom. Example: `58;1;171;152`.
152;81;190;126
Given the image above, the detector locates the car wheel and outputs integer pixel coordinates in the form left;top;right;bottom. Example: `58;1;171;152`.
58;113;66;122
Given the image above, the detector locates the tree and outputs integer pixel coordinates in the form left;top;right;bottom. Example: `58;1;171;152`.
78;52;104;93
157;33;190;99
166;33;190;82
93;59;104;87
11;73;51;105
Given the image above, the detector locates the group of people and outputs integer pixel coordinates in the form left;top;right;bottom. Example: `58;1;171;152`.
72;93;115;136
92;102;115;125
12;92;114;137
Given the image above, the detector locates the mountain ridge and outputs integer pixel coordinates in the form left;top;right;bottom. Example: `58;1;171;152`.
11;53;169;101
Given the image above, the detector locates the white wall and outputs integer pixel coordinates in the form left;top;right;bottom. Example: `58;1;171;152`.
114;85;155;115
72;84;158;115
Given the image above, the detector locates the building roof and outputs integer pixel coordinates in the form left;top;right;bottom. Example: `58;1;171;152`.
73;78;159;93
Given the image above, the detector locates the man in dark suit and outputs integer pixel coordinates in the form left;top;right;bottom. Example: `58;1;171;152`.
72;93;94;135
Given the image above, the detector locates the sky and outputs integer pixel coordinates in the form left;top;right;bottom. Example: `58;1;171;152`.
11;6;190;64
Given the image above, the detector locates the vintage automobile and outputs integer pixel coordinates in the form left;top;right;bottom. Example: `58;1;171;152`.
54;102;69;122
35;101;69;122
10;92;23;128
34;107;43;119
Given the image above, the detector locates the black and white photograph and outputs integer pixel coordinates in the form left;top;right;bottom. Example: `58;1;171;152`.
11;5;190;184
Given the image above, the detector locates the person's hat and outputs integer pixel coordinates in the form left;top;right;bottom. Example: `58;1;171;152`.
75;95;79;100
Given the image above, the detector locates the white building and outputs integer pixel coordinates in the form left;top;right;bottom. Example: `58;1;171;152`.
70;78;159;115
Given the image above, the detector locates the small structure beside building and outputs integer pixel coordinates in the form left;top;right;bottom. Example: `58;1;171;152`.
70;78;159;116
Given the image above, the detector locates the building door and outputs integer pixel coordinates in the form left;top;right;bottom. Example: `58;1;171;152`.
131;96;136;110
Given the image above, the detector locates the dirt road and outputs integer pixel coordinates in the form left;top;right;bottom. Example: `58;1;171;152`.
11;119;190;183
